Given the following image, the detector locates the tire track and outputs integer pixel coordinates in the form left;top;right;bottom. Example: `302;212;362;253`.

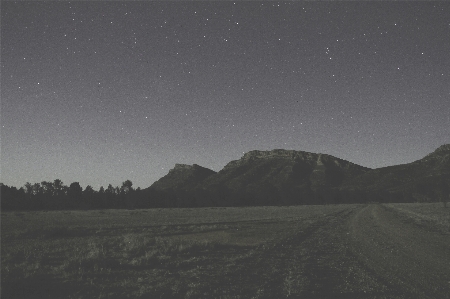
349;204;450;299
197;207;374;298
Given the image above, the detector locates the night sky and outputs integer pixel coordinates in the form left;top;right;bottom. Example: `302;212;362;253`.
2;2;449;190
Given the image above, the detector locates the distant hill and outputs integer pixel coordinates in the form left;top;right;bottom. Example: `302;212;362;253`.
150;163;216;191
340;144;450;202
146;145;449;206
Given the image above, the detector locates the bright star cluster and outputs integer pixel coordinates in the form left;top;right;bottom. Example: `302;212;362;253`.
1;2;449;189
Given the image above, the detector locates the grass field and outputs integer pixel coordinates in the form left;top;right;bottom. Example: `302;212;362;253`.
385;202;450;232
2;205;349;298
2;203;449;298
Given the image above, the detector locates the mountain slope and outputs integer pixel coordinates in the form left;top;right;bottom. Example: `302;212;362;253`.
147;145;449;206
340;144;450;201
196;149;370;205
150;164;216;191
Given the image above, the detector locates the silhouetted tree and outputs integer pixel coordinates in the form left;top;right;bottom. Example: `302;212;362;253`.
106;184;114;194
41;181;55;197
1;184;17;210
95;186;106;208
53;179;65;197
32;183;42;196
68;182;83;199
103;184;115;206
121;180;133;194
24;182;33;196
81;185;95;209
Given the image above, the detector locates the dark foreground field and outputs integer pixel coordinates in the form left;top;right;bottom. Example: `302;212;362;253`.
2;203;449;298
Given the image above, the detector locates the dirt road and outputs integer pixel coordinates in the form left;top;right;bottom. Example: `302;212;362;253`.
196;204;450;298
295;204;450;298
348;204;450;299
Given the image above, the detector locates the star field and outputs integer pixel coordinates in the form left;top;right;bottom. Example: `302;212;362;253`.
1;2;449;189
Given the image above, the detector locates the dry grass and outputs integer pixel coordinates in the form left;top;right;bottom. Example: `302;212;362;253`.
2;205;354;298
385;202;450;233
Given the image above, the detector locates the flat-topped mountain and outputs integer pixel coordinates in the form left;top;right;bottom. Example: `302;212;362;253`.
198;149;370;205
147;145;449;206
149;149;370;206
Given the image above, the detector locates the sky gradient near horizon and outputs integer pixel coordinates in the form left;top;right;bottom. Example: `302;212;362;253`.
2;1;449;189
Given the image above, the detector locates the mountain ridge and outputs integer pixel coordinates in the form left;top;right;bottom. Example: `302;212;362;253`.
147;145;449;206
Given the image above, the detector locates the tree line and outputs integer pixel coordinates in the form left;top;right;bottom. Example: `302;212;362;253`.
1;177;448;211
0;180;173;210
